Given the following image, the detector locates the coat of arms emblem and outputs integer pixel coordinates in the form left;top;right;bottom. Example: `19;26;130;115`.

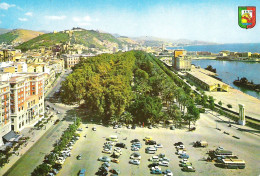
238;6;256;29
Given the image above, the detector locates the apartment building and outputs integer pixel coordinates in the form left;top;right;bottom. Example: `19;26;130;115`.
0;72;45;132
0;82;11;146
62;54;94;69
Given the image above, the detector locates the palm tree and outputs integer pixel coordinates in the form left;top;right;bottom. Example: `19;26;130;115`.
121;111;133;125
110;115;120;125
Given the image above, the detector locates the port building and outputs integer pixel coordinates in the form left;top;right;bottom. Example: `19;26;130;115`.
187;70;229;92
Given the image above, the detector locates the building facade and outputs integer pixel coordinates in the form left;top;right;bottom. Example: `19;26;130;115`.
174;56;191;71
0;83;11;146
0;73;45;132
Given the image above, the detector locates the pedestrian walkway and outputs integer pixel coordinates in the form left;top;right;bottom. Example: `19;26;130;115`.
0;114;60;175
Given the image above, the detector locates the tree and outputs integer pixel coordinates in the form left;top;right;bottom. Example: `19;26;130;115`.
31;163;51;176
218;101;223;106
120;111;133;124
209;96;215;111
227;104;232;109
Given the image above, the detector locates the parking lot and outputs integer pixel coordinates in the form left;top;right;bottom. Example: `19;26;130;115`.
57;112;260;176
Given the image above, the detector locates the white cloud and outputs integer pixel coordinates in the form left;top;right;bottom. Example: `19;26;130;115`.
73;15;92;22
45;15;66;20
72;16;92;27
0;2;15;10
25;12;33;16
0;21;2;24
1;14;5;17
18;18;28;22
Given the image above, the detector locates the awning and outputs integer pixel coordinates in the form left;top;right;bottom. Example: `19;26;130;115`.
3;131;21;143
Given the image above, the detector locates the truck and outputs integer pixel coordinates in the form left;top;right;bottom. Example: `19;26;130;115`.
193;141;208;148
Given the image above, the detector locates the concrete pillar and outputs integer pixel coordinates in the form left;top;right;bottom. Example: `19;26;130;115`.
238;104;246;125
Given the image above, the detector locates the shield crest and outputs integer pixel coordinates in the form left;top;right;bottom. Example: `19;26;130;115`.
238;6;256;29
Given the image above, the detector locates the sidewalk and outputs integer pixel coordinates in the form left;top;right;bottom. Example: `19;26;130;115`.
0;114;60;175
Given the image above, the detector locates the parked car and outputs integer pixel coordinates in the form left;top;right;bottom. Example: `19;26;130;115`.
110;169;120;175
174;142;183;146
57;111;61;114
98;156;111;162
148;163;159;168
176;150;186;155
129;159;140;165
102;149;112;154
149;156;159;162
180;158;189;163
144;136;153;142
146;140;156;145
170;126;175;130
115;143;126;148
131;146;140;151
112;158;120;163
131;139;140;143
151;169;162;174
131;125;136;129
92;127;96;131
180;162;192;167
77;128;83;131
159;157;170;162
101;162;110;167
154;144;163;148
77;154;82;160
182;166;196;172
159;161;169;167
113;125;118;129
163;169;173;176
130;152;141;160
78;169;86;176
179;154;189;159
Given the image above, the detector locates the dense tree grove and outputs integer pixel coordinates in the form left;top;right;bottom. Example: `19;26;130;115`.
61;51;200;126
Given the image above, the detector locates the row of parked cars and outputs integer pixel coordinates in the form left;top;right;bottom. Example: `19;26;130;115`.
47;132;80;176
174;142;196;172
96;135;129;175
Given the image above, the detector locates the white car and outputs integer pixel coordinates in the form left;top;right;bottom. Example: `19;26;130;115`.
114;147;122;152
176;150;186;155
151;166;161;171
92;127;96;131
57;111;60;114
77;128;83;131
217;146;224;151
129;159;140;165
180;158;188;163
102;148;112;154
149;156;159;162
159;157;170;162
159;161;169;167
155;144;163;148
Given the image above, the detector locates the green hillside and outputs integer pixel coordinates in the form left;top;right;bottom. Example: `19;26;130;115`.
16;32;69;51
16;29;130;51
0;29;44;45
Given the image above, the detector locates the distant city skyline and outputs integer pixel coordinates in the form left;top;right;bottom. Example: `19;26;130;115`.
0;0;259;43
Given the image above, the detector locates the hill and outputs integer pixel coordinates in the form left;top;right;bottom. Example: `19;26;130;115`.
16;29;134;51
0;29;44;45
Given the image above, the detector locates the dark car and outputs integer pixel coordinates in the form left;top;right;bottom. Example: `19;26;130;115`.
131;139;140;143
132;125;136;129
115;143;126;148
148;163;159;168
174;142;183;146
146;140;156;145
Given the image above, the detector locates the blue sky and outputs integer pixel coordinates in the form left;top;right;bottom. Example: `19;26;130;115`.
0;0;259;43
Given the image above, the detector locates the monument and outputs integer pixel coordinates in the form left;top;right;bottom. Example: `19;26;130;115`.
238;104;246;125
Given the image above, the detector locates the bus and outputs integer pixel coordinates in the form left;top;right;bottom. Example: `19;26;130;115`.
221;159;246;169
213;150;233;157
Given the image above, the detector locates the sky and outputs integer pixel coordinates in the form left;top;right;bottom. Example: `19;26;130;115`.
0;0;259;43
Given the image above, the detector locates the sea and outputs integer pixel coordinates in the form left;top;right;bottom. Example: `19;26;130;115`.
167;43;260;99
167;43;260;53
